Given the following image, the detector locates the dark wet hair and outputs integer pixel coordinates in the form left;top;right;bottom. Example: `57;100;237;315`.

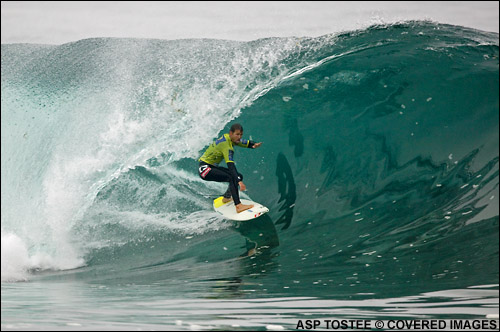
230;123;243;132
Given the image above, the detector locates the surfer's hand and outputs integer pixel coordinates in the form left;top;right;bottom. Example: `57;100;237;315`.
252;142;262;149
239;181;247;191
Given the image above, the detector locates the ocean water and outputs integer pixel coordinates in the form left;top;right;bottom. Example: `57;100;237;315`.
1;21;499;330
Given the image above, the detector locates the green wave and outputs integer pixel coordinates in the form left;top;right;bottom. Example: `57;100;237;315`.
2;22;498;294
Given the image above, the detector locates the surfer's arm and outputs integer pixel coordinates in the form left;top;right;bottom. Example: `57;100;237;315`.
228;162;246;190
221;148;241;180
221;143;246;188
237;139;262;149
227;162;242;182
250;142;262;148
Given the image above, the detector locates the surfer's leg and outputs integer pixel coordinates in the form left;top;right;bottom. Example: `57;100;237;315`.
199;164;242;205
223;172;243;200
220;170;242;206
216;169;253;212
223;186;232;199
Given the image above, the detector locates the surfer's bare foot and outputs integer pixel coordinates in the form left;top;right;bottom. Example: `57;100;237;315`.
222;197;233;203
236;203;253;213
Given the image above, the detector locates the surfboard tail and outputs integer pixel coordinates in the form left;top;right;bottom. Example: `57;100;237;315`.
213;197;269;221
213;196;229;208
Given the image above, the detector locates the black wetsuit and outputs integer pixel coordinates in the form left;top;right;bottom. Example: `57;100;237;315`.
198;161;243;204
198;133;255;205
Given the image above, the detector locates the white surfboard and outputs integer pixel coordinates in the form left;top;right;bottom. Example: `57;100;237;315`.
213;196;269;221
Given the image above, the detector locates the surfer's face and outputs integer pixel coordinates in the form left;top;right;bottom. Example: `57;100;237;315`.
229;130;243;144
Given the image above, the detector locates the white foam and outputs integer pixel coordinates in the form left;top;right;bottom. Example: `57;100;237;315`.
1;232;84;282
1;233;30;282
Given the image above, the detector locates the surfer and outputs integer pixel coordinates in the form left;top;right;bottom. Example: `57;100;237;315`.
198;123;262;213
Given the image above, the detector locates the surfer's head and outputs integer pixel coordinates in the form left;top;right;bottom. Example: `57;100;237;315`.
230;123;243;133
229;123;243;144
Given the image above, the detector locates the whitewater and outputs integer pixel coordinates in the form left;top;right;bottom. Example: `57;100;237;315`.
2;20;499;330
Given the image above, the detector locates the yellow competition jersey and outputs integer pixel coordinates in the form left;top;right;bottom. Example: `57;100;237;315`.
199;133;251;165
